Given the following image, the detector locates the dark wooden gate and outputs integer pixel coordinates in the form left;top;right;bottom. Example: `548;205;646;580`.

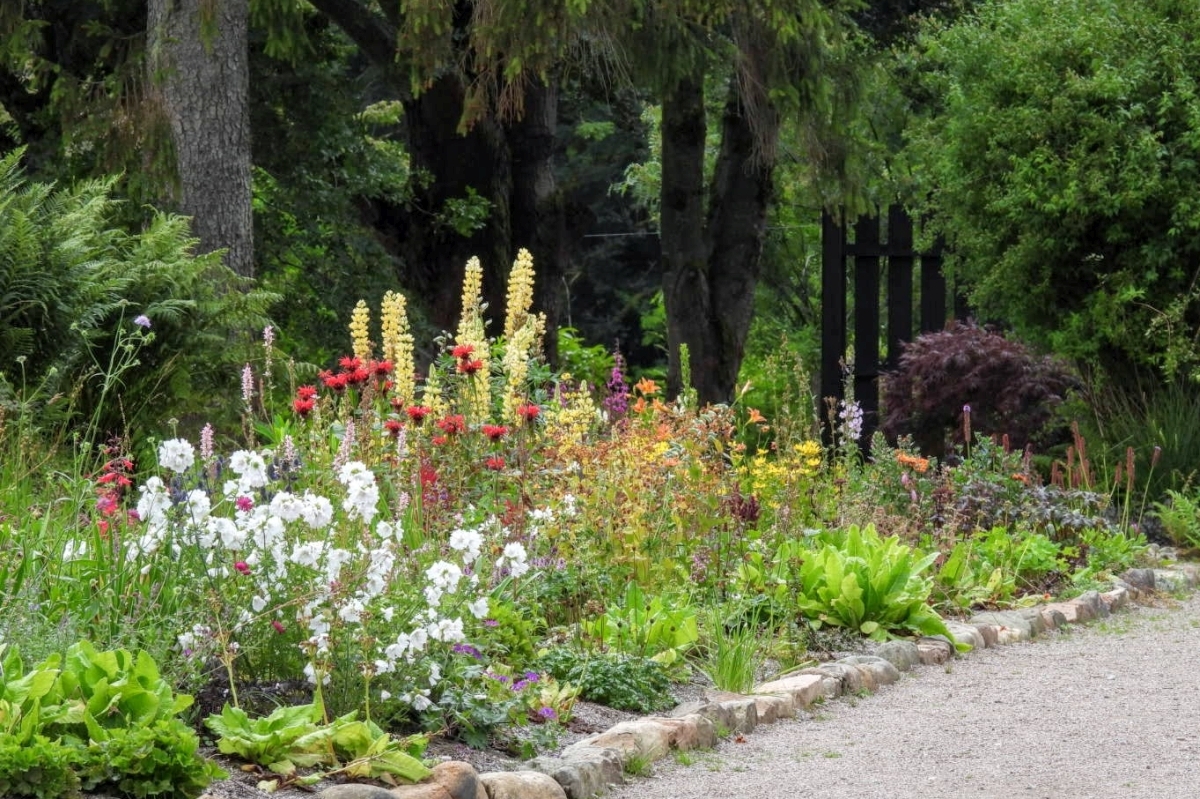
820;207;965;450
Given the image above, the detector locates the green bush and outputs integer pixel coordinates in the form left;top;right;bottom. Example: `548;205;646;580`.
907;0;1200;383
536;650;673;713
0;148;277;440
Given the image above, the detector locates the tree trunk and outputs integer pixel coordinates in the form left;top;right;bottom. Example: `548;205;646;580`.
660;74;777;406
400;75;512;332
705;86;778;401
508;78;565;363
660;74;712;400
147;0;254;278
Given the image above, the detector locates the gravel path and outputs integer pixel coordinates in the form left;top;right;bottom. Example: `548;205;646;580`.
609;593;1200;799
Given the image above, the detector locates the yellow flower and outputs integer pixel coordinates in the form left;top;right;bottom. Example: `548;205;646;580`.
504;248;536;341
349;300;372;362
381;291;415;407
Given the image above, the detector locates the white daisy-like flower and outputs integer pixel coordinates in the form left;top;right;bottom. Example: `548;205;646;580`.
158;438;195;474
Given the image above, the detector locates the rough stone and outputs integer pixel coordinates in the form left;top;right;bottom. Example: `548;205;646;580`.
1120;568;1156;592
1077;590;1108;618
799;662;864;695
479;771;567;799
838;655;901;690
1100;585;1130;613
570;716;715;762
944;622;985;650
1039;607;1068;631
531;746;624;799
429;761;484;799
705;690;794;723
1178;563;1200;587
970;623;1000;648
390;783;454;799
1155;569;1191;593
668;700;736;734
319;786;400;799
1043;599;1096;625
968;611;1034;641
714;697;759;733
754;673;827;708
872;639;921;671
916;637;953;665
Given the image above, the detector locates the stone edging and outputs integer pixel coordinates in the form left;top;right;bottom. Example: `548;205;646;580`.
317;563;1199;799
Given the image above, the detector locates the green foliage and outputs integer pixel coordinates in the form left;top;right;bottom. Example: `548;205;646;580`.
204;701;430;788
0;148;277;438
907;0;1200;382
556;327;616;389
0;642;222;799
1154;489;1200;551
581;582;699;666
696;607;766;694
796;524;963;645
0;735;81;799
537;649;674;713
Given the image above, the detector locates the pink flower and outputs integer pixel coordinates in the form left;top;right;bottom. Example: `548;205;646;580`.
235;496;254;512
234;561;251;575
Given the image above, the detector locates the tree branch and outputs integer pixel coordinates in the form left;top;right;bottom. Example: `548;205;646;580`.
305;0;408;96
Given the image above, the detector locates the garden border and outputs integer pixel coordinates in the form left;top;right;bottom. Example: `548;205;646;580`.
287;560;1200;799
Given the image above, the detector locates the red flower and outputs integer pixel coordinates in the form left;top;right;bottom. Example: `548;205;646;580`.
96;492;119;516
370;360;394;377
234;561;251;575
419;464;439;487
272;620;286;634
457;359;484;375
406;405;433;423
452;344;475;359
384;419;404;437
516;403;540;422
321;371;348;392
436;415;466;435
293;398;315;416
346;366;371;385
485;455;506;471
339;356;362;370
296;385;319;400
96;472;132;487
235;496;254;512
431;435;448;446
482;424;509;441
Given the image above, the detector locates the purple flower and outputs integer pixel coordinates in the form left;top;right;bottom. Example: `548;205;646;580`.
483;619;499;627
452;643;483;660
524;671;540;682
133;315;151;328
538;707;558;721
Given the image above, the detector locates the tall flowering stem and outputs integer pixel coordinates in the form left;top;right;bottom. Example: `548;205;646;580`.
349;300;372;363
381;291;416;409
455;257;491;421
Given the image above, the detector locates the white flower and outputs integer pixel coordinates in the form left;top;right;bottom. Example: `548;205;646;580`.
384;633;411;662
426;561;463;591
448;528;483;563
269;492;304;522
375;520;396;541
303;662;331;685
300;493;334;529
207;517;245;550
158;438;195;474
427;616;465;643
379;689;392;700
499;541;529;578
136;477;171;525
337;461;374;487
62;540;88;561
185;490;211;525
291;540;326;568
408;627;429;653
468;597;490;619
338;598;365;624
428;662;442;686
528;507;554;523
424;586;443;608
252;595;268;613
325;547;354;582
381;607;395;623
344;482;379;523
229;450;269;488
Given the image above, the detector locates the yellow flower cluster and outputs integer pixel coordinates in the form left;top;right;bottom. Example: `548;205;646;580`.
455;257;490;420
349;300;372;362
423;363;447;418
737;440;824;505
500;249;547;422
504;248;536;341
544;380;599;448
381;290;415;407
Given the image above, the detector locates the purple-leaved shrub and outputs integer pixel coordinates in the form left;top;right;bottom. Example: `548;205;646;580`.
881;322;1078;459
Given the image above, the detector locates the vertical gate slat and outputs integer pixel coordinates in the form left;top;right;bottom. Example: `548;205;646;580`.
886;207;913;371
820;211;847;445
853;215;881;449
920;243;947;333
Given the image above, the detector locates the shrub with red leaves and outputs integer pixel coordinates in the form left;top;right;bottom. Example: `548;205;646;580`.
881;322;1078;459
